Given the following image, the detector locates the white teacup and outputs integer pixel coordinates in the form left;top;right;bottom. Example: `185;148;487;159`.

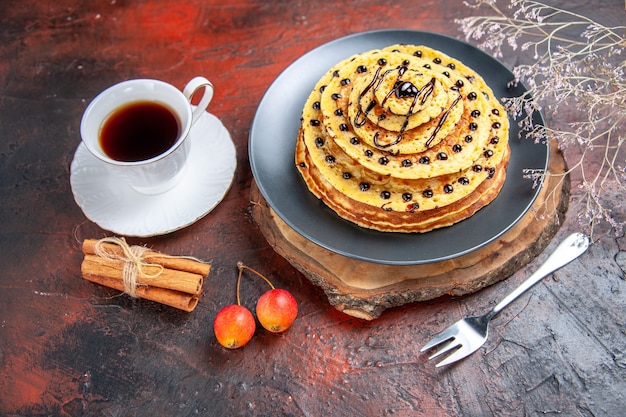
80;77;214;194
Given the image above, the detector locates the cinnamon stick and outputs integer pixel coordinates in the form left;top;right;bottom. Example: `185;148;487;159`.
82;270;199;312
80;237;212;312
81;254;203;295
82;239;211;277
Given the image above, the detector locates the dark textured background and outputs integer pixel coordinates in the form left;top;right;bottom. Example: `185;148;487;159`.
1;1;625;415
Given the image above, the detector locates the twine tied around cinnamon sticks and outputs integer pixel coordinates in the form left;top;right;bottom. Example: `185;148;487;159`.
80;237;211;312
93;237;161;297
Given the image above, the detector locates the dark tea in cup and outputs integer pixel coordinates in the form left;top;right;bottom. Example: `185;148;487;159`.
80;77;214;194
99;101;181;162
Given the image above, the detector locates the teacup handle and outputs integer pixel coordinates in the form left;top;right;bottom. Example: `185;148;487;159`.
183;76;214;125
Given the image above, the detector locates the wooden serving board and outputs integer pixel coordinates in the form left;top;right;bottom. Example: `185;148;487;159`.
251;139;569;320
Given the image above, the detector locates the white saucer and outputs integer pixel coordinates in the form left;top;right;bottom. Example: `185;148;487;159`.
70;112;236;237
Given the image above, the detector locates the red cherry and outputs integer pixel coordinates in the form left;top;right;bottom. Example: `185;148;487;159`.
256;288;298;333
213;304;255;349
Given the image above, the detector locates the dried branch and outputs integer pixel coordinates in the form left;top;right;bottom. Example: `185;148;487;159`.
457;0;626;237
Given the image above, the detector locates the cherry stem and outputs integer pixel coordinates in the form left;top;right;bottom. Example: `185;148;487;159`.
236;266;244;306
237;262;276;297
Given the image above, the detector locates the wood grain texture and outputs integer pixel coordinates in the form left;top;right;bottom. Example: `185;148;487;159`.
1;0;625;415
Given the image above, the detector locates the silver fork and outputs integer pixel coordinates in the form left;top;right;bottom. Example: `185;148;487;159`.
421;232;590;367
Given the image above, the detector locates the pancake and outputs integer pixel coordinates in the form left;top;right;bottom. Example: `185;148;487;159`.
295;44;510;233
297;135;509;232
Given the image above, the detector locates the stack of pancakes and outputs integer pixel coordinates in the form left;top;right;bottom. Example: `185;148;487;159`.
295;44;510;233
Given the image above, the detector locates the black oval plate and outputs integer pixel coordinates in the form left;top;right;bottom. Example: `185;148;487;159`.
249;29;548;265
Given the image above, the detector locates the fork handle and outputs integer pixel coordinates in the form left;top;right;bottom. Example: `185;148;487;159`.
490;233;590;317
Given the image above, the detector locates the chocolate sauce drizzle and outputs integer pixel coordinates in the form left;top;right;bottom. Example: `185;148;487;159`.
353;67;383;128
424;93;462;148
351;64;460;150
